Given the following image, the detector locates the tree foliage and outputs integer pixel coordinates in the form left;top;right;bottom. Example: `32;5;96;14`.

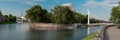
0;10;16;23
26;5;101;24
73;13;87;23
26;5;51;23
0;11;16;22
52;5;75;24
5;14;16;22
110;2;120;23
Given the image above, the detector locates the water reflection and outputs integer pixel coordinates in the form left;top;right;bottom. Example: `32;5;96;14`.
27;29;47;40
87;27;90;35
53;30;74;40
28;28;74;40
0;23;101;40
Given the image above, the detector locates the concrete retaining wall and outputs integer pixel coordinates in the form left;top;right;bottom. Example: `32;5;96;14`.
29;23;74;30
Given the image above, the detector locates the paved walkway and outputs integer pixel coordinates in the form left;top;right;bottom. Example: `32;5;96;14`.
105;26;120;40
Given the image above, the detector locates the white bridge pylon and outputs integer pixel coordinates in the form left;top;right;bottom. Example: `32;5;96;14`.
87;9;90;25
87;9;90;35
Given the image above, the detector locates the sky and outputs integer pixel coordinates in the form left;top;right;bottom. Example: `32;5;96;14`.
0;0;119;21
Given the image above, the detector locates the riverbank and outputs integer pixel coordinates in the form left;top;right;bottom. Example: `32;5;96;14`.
83;23;116;40
29;23;74;30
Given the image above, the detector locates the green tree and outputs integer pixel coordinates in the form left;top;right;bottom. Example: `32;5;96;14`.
73;12;87;23
25;5;99;24
52;5;75;24
26;5;50;23
5;14;16;22
110;2;120;23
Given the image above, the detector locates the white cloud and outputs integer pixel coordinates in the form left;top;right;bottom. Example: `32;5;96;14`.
30;0;45;2
21;1;36;5
54;0;60;2
0;0;45;2
0;0;19;1
0;0;46;5
21;0;46;5
84;0;119;8
84;0;120;21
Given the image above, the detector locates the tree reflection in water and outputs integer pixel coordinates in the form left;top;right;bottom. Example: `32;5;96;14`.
27;28;47;40
53;30;74;40
28;28;74;40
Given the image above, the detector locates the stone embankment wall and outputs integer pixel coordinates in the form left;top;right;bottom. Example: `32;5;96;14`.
29;23;74;30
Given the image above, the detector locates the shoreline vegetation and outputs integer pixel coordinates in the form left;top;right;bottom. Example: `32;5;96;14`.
26;5;104;24
0;11;16;24
25;4;106;31
0;22;16;24
83;32;96;40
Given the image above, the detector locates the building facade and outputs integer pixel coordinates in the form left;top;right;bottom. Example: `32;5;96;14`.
16;11;27;23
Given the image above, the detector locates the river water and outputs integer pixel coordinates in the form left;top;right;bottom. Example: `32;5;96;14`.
0;23;102;40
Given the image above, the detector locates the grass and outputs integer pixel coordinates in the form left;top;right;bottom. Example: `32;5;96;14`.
83;32;96;40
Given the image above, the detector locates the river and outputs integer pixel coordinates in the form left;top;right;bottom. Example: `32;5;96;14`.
0;23;102;40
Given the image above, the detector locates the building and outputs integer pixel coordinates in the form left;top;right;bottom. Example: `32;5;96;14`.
16;11;27;23
62;3;81;14
0;11;6;22
62;3;74;11
0;16;6;22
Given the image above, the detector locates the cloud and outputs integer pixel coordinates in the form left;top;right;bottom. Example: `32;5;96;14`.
30;0;45;2
0;0;45;2
21;0;46;5
84;0;120;21
21;1;35;5
0;0;46;5
54;0;60;2
84;0;119;8
0;0;19;1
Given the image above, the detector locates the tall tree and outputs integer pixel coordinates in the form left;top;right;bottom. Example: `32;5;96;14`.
5;14;16;22
26;5;50;23
52;5;75;24
110;2;120;23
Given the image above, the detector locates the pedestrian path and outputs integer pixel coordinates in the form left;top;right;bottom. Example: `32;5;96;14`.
106;26;120;40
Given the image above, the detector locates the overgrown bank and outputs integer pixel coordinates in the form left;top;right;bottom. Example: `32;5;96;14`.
0;11;16;24
83;32;96;40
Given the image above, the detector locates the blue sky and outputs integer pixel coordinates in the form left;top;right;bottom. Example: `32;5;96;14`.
0;0;119;21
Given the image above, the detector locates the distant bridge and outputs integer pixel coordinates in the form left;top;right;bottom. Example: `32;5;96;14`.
73;9;116;27
74;23;117;27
